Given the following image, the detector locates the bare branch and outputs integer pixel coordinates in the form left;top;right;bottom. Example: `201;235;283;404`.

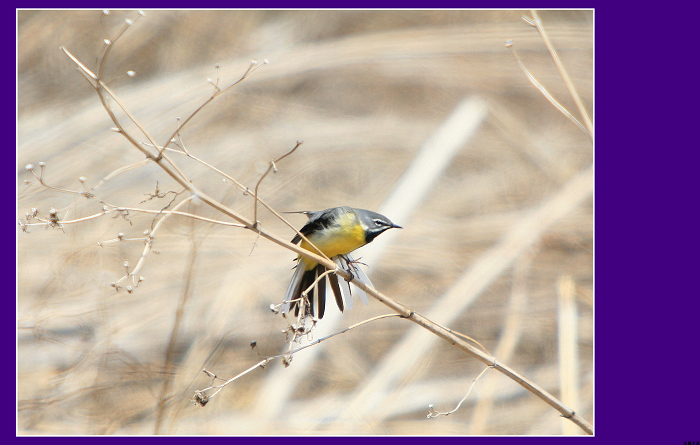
161;59;269;156
24;163;85;197
194;314;402;404
112;195;194;291
526;11;593;138
428;365;493;418
505;41;589;137
253;140;303;227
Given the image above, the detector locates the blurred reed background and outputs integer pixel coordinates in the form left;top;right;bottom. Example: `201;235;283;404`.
17;9;593;435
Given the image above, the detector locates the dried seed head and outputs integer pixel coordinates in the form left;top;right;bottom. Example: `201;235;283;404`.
192;391;209;407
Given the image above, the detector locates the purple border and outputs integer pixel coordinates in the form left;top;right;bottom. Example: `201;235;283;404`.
15;3;696;443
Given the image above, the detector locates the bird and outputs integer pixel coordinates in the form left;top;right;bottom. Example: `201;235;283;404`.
281;206;401;319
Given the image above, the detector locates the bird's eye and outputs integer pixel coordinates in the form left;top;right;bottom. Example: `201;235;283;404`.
373;219;387;226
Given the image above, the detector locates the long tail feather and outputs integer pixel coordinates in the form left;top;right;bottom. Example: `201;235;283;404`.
282;262;305;315
317;266;327;319
284;254;372;319
328;273;345;312
299;266;318;317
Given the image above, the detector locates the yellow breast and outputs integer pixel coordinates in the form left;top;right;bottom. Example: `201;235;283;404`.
299;212;366;270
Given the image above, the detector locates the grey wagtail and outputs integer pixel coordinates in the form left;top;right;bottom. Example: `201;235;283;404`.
282;206;401;319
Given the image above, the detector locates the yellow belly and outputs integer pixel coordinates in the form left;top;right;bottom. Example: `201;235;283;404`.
299;214;366;270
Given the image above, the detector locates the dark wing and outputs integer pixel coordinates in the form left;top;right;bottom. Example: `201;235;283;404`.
290;208;340;244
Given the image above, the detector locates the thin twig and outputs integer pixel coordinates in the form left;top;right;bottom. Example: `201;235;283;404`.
25;164;85;197
25;206;246;229
427;365;493;418
505;41;589;137
162;145;248;192
288;314;401;356
160;59;268;157
113;195;193;290
195;359;270;403
97;11;145;81
194;314;401;404
96;78;192;183
163;142;327;261
23;211;105;227
253;141;303;227
526;11;593;138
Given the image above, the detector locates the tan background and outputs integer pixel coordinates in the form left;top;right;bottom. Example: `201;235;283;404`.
17;9;593;435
